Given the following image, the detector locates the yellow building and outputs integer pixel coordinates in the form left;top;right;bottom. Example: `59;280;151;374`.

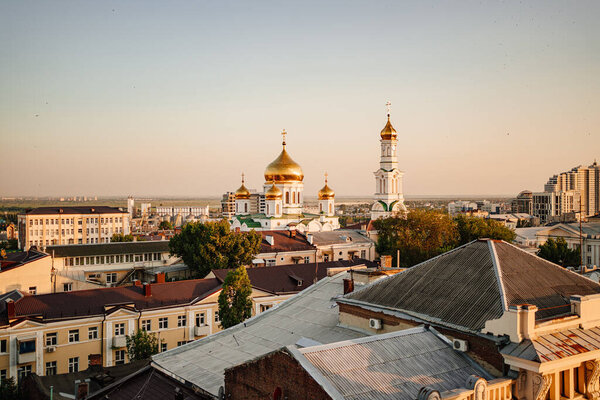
18;206;130;250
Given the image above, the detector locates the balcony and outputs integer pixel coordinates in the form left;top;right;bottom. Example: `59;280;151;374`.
112;336;126;348
18;351;36;364
194;325;210;337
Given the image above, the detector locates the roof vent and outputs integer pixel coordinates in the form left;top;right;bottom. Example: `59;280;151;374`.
418;387;441;400
265;235;274;246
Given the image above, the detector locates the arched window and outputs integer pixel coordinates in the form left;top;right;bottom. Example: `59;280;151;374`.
244;203;248;213
285;192;290;204
329;203;332;214
320;203;323;212
293;191;296;204
266;204;270;215
276;204;280;214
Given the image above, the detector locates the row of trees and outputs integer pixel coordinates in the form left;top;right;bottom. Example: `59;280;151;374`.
374;210;516;268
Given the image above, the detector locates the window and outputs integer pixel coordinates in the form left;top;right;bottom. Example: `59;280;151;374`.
177;315;187;327
159;317;168;329
177;341;188;347
106;273;117;284
88;327;98;340
0;369;6;382
68;357;79;373
45;361;57;376
18;365;31;380
266;259;276;267
63;283;72;292
115;323;125;336
69;329;79;343
0;339;6;353
260;304;273;313
214;311;220;323
19;340;35;354
323;254;330;262
161;343;167;352
46;332;57;346
588;245;592;252
303;256;310;264
361;250;366;259
195;313;206;327
141;319;151;331
28;286;37;295
115;350;126;365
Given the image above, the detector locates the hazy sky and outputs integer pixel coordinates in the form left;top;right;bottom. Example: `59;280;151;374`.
1;1;598;197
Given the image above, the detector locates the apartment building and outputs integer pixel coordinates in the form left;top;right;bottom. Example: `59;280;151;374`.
0;250;52;295
18;206;130;250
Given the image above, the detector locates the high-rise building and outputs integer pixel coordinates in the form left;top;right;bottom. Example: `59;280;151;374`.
370;103;406;220
544;161;600;217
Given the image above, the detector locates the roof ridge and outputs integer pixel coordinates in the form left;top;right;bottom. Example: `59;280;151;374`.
488;241;508;311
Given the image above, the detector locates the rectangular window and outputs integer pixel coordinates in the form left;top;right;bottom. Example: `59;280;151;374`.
159;317;168;329
115;323;125;336
88;326;98;340
19;340;35;354
68;357;79;373
45;361;57;376
0;339;6;353
177;315;187;327
0;369;6;382
115;350;126;365
28;286;37;295
161;343;167;352
45;332;57;346
63;283;72;292
303;256;310;263
260;304;273;313
214;311;220;323
18;365;31;380
195;312;206;327
141;319;151;331
69;329;79;343
266;259;276;266
323;254;330;262
106;273;117;284
177;341;187;347
361;250;366;259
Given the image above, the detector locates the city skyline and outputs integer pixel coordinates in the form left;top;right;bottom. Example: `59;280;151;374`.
1;1;599;197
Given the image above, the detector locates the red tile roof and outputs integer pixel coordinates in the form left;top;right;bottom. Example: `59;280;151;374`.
6;279;222;324
259;230;316;253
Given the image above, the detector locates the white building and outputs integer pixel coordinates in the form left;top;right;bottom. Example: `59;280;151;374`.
370;104;407;220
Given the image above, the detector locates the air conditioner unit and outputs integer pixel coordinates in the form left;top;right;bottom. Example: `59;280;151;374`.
453;339;468;352
46;346;56;353
369;318;382;330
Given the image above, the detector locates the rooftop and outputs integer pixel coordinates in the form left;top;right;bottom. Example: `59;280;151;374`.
23;206;127;215
289;326;492;400
47;240;171;257
310;230;373;246
341;239;600;333
152;271;368;397
258;230;315;253
0;249;48;273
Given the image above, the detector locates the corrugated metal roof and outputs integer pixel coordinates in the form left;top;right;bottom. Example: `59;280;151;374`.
501;326;600;362
311;230;374;246
293;326;492;400
151;271;366;397
47;241;170;257
341;240;600;332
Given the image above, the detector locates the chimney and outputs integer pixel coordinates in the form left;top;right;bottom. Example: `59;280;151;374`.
265;235;274;246
143;283;152;297
75;379;90;400
518;304;538;340
156;272;166;284
6;299;15;320
380;255;392;269
343;278;354;294
306;234;313;245
88;354;102;366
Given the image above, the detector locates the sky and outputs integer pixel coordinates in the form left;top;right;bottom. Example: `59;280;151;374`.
1;1;599;198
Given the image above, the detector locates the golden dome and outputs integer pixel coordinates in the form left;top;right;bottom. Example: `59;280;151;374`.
318;173;335;200
235;173;251;199
265;182;282;200
264;130;304;182
380;115;397;140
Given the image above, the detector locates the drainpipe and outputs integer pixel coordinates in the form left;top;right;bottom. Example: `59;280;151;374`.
101;313;106;366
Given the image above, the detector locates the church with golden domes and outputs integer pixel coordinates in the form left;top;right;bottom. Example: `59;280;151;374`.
230;130;340;233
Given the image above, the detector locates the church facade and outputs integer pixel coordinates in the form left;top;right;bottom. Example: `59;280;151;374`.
230;130;340;233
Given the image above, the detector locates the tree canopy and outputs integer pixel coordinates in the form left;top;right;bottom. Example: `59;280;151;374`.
537;237;580;267
159;220;173;230
218;266;253;329
169;220;261;277
111;233;134;242
374;210;517;268
125;329;161;361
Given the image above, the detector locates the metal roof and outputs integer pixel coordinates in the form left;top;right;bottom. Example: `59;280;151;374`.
501;326;600;362
151;271;367;397
47;240;170;257
311;230;374;246
291;326;492;400
341;240;600;333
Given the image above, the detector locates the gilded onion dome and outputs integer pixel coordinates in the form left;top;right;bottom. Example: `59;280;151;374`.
265;182;283;200
318;173;335;200
264;130;304;182
235;173;250;200
380;115;397;140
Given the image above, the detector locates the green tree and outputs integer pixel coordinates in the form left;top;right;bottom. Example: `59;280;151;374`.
125;330;161;361
454;215;516;245
111;233;134;242
538;237;580;267
159;220;173;230
169;220;261;277
374;209;459;268
0;377;19;400
218;266;253;329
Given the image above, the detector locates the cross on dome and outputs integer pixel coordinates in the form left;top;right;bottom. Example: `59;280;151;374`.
281;129;287;146
325;172;328;184
386;101;391;118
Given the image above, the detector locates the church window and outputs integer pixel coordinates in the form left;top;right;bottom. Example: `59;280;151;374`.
293;191;296;204
244;203;248;213
329;204;332;214
266;205;270;215
320;203;323;213
285;192;290;204
276;204;280;214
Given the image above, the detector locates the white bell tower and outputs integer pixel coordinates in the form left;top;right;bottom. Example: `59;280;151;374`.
370;102;407;220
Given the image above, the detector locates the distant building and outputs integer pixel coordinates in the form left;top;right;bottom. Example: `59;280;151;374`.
544;161;600;217
156;205;209;218
532;190;580;224
18;206;130;250
448;200;478;216
511;190;533;214
221;191;235;219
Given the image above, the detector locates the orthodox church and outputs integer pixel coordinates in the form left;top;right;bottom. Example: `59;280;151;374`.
230;130;340;233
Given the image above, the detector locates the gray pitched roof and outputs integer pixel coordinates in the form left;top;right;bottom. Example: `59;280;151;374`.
289;326;492;400
311;230;374;246
151;271;366;397
341;240;600;332
47;241;170;257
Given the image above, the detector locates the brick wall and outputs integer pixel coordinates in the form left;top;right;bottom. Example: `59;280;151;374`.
225;350;331;400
